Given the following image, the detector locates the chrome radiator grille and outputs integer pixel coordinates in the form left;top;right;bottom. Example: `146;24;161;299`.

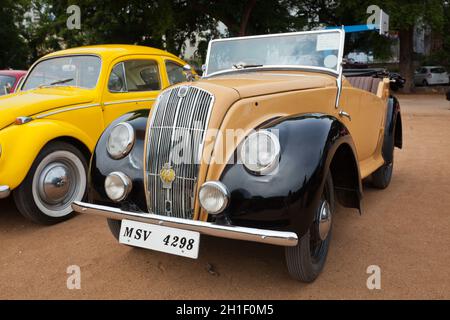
146;86;214;219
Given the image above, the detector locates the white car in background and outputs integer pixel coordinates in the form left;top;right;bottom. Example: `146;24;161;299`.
414;66;449;86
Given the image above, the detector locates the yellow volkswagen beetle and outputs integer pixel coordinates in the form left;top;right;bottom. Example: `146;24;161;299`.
0;45;193;224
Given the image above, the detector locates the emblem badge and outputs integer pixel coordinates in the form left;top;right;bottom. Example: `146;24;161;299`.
178;86;189;98
159;163;176;189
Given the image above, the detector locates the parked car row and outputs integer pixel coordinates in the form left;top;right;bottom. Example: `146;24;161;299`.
0;30;402;282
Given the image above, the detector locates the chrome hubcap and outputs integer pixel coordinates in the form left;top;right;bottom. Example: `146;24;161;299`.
38;162;73;204
318;201;332;241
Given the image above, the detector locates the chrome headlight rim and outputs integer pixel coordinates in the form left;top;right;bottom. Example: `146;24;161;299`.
104;171;132;202
199;181;230;215
106;122;135;160
240;130;281;175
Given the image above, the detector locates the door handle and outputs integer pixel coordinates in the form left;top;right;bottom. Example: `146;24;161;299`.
339;110;352;121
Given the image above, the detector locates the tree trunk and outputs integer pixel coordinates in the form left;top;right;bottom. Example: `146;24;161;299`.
399;27;415;93
238;0;257;36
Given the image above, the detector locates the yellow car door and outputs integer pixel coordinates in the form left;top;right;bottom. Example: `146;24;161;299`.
101;55;165;126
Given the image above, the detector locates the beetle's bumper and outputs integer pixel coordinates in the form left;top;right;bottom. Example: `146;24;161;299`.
0;185;11;199
72;201;298;247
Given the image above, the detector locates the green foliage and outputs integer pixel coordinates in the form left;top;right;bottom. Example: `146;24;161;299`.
0;0;448;74
0;0;30;69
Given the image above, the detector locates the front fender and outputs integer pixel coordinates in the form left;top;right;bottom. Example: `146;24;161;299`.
0;120;94;190
219;114;361;237
88;110;149;212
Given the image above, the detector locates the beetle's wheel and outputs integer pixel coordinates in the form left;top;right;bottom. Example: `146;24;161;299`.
13;142;87;225
285;172;335;282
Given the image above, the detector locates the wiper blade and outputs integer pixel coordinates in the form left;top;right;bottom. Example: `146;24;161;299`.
49;78;74;86
232;63;263;70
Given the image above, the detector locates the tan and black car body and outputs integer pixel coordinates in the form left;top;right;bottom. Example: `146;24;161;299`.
73;30;402;282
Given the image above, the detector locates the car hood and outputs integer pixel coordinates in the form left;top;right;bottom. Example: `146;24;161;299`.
201;71;336;98
0;87;96;130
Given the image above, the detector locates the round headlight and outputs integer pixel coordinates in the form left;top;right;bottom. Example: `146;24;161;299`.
240;130;280;175
107;122;135;159
105;172;132;202
199;181;230;215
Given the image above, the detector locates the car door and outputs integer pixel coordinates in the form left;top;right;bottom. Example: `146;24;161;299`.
102;55;164;126
339;85;386;163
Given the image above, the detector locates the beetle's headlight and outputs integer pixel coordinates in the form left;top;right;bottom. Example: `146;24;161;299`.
107;122;135;159
105;172;132;202
240;130;280;175
199;181;230;215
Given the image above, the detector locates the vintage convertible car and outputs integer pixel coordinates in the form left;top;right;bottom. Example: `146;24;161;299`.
73;30;402;282
0;45;193;224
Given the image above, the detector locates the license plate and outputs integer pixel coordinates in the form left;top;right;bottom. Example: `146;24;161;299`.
119;220;200;259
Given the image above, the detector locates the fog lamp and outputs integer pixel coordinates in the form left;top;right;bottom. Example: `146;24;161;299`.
105;172;132;202
199;181;230;215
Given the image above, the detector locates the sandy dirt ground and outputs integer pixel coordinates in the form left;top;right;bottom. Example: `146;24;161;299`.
0;94;449;300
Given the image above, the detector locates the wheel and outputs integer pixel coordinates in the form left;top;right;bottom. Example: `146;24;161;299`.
285;173;335;282
107;218;121;240
422;80;429;86
13;141;87;224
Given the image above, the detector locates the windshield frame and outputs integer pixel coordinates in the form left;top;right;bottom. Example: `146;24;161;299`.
19;54;103;92
203;29;345;78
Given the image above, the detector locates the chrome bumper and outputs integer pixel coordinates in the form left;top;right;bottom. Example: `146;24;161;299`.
72;201;298;247
0;185;10;199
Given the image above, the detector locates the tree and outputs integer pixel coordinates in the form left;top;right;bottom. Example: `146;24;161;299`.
372;0;445;92
189;0;305;36
305;0;446;92
0;0;30;69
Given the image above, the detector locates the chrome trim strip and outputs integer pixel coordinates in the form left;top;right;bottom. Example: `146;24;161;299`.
103;98;156;106
0;185;11;199
72;201;298;247
35;103;101;119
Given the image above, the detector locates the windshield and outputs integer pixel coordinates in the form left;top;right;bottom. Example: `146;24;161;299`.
0;75;16;96
205;30;344;76
22;55;101;91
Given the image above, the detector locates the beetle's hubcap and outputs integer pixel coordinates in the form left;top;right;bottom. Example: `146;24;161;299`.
38;162;74;205
318;200;332;241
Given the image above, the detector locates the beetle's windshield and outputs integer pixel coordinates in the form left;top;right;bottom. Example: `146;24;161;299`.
205;30;344;76
22;55;101;91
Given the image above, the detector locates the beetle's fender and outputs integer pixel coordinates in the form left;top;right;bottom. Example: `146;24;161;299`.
382;96;402;164
0;120;94;190
219;114;362;237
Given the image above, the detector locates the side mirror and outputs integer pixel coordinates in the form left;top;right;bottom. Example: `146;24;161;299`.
183;64;195;82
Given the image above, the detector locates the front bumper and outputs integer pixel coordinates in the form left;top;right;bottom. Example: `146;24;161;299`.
72;202;298;247
0;185;10;199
